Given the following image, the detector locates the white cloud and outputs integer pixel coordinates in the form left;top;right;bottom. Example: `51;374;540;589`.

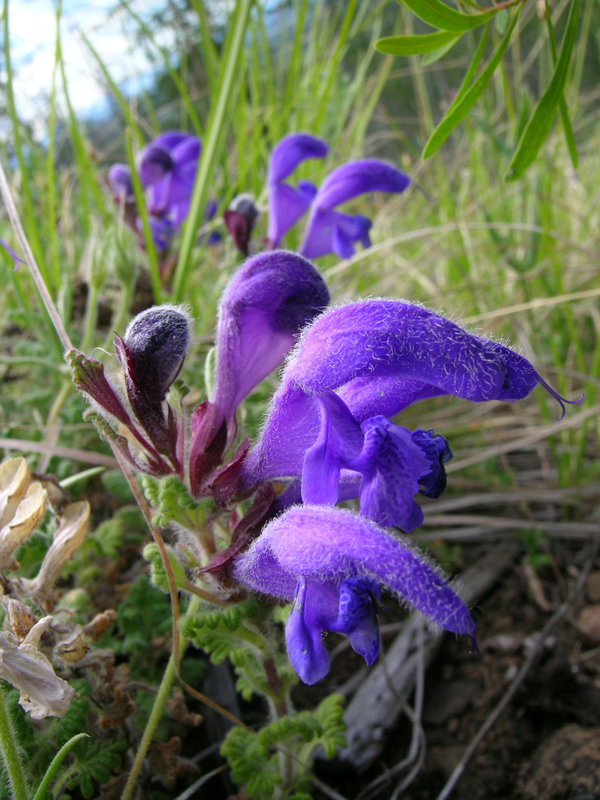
8;0;175;134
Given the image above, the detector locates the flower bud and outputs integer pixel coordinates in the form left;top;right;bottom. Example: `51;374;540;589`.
224;193;260;256
120;305;190;401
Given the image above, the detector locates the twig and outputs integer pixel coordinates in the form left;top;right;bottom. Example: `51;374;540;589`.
0;160;72;352
434;602;568;800
0;437;118;467
434;533;600;800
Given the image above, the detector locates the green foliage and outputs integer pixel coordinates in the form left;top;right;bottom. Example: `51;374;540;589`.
67;737;126;799
377;0;583;178
221;695;346;799
117;575;173;678
141;475;205;531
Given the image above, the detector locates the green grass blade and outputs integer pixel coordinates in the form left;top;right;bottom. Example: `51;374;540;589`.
118;0;204;137
3;0;45;276
543;0;578;169
188;0;220;94
172;0;252;302
46;0;62;291
399;0;501;32
125;129;163;305
32;733;89;800
376;30;462;55
423;9;520;159
505;0;582;181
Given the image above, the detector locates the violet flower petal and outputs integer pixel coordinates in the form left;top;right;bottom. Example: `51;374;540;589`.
299;160;410;258
211;251;329;433
267;133;329;184
241;300;542;488
267;133;328;246
232;505;475;683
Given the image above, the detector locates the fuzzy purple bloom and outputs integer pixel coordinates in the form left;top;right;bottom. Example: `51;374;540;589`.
267;134;328;247
139;132;201;226
210;251;330;436
240;300;580;521
299;160;411;260
231;504;476;684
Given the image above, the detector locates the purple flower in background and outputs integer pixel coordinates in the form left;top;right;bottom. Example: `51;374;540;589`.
108;131;219;255
264;134;411;259
139;132;200;226
240;300;581;521
299;160;411;259
267;133;328;248
231;504;476;684
0;238;26;272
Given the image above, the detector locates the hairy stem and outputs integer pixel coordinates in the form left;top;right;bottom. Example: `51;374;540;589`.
0;685;29;800
119;650;178;800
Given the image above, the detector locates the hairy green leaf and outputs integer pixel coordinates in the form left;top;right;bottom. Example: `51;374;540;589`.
423;8;520;158
376;30;461;55
505;0;582;181
398;0;500;32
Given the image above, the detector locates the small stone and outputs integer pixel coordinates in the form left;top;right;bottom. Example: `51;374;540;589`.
578;606;600;644
587;572;600;603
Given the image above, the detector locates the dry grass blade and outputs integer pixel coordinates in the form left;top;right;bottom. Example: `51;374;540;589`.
0;438;118;468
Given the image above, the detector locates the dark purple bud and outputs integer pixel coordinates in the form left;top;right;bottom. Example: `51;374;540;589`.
107;164;134;203
121;305;190;399
224;193;260;256
115;305;189;463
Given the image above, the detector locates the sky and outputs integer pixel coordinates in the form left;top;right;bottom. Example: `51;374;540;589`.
6;0;175;132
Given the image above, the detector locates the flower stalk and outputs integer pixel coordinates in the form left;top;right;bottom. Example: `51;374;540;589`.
0;684;29;800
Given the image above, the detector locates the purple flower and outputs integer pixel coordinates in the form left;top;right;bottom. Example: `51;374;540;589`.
299;160;411;259
231;504;476;684
267;134;328;248
0;238;26;272
240;300;581;520
108;131;219;255
210;251;330;435
139;132;201;226
188;251;329;494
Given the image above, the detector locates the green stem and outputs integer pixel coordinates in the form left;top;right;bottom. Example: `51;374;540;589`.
50;761;79;799
0;686;28;800
80;282;100;354
120;653;177;800
120;596;200;800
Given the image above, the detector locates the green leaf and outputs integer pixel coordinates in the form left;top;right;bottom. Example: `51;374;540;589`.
423;9;520;158
422;34;463;65
398;0;500;32
505;0;582;181
543;0;578;169
376;30;461;55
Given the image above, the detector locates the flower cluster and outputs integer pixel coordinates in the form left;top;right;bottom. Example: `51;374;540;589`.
108;131;216;255
69;244;582;685
108;131;412;268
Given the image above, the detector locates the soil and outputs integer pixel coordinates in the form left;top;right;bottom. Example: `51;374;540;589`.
310;542;600;800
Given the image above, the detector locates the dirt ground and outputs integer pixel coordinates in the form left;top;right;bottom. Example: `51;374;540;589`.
309;541;600;800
